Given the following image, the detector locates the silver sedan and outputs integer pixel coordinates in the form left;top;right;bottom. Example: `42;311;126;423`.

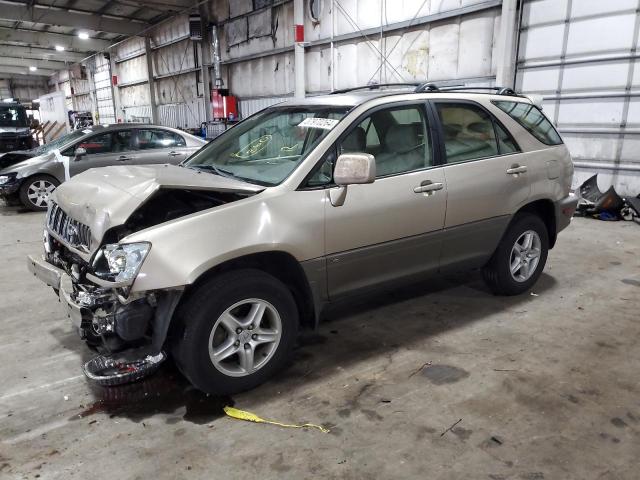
0;124;207;211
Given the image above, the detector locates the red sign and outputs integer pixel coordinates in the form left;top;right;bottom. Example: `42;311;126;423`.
294;24;304;43
112;75;118;86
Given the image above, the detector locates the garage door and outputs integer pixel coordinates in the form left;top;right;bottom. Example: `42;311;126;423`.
516;0;640;195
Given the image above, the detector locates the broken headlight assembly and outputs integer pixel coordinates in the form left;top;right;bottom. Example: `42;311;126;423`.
92;242;151;284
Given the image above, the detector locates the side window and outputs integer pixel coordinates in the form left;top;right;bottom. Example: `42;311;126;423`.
77;132;113;155
492;100;563;145
436;103;499;163
113;130;133;152
495;122;519;154
340;105;432;177
135;129;185;150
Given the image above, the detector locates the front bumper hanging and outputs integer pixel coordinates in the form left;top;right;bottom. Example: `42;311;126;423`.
27;254;168;386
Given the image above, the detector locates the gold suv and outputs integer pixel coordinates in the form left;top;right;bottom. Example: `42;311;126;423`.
27;84;578;394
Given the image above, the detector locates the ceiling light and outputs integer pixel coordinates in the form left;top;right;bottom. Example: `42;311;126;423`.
78;32;89;40
33;99;40;103
29;66;37;71
55;45;65;51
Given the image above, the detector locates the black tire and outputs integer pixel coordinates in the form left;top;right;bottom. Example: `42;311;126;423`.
19;175;60;211
171;269;299;395
482;213;549;296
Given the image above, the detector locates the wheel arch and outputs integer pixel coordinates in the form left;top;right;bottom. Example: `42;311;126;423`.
178;251;318;329
515;199;557;248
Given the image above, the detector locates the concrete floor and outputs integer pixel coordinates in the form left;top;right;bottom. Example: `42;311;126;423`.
1;205;639;480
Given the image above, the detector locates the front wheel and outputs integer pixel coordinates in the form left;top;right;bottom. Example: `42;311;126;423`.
482;213;549;296
171;269;299;395
19;175;59;211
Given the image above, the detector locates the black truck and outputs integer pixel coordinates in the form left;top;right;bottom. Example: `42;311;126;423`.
0;103;35;153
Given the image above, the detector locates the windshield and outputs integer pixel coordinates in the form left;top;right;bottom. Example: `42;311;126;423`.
0;106;28;128
184;106;350;186
32;129;89;155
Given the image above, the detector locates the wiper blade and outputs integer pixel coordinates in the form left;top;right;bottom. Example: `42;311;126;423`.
188;164;236;180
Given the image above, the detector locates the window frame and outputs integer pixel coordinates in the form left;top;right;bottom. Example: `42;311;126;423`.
428;99;522;167
66;131;116;156
491;100;563;146
298;100;440;190
133;128;186;150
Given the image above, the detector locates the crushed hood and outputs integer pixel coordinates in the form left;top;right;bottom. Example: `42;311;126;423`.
52;164;264;252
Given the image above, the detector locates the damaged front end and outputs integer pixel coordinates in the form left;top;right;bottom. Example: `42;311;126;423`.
28;226;181;385
26;164;264;385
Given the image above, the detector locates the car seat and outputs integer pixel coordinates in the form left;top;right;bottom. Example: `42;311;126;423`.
376;124;425;176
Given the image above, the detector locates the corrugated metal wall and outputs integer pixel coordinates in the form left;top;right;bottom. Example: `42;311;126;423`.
516;0;640;195
219;0;502;101
93;54;116;124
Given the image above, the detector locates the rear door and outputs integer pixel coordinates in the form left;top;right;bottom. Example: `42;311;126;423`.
321;102;447;298
431;100;531;271
132;128;190;165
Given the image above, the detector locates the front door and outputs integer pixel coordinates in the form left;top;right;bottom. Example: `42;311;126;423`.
67;130;136;176
323;102;447;298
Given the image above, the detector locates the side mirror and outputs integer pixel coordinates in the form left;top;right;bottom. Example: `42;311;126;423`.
333;153;376;185
74;147;87;159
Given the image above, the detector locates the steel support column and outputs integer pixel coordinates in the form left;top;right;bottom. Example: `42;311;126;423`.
200;6;213;123
496;0;518;88
294;0;305;98
145;37;159;124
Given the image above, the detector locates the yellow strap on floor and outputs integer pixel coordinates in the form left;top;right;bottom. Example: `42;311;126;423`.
223;406;329;433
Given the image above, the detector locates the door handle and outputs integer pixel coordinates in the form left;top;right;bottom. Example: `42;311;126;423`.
116;156;130;162
168;151;183;157
413;182;444;194
506;165;528;175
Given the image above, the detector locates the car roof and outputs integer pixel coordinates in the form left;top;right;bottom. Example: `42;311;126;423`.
276;85;533;109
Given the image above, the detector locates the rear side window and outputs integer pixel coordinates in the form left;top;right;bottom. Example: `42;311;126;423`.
492;100;562;145
135;129;186;150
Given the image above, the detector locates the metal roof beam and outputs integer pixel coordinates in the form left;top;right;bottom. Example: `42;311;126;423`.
0;45;87;62
0;2;147;36
0;27;112;50
0;56;67;69
0;65;55;76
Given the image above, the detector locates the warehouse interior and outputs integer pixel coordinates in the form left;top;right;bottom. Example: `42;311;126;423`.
1;1;639;479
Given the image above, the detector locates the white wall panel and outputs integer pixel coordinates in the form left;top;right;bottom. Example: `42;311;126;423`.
518;68;559;92
518;24;565;60
566;14;636;56
522;0;567;26
571;0;636;18
558;99;625;126
562;61;629;91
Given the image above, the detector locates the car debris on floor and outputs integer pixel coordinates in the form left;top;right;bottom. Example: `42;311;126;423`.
576;174;640;223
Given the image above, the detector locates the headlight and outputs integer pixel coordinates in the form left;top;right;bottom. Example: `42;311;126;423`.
0;174;14;185
93;242;151;283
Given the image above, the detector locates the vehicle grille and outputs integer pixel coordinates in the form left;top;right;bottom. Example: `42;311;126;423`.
47;201;92;252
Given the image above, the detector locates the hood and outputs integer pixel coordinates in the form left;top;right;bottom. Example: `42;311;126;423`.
52;164;264;252
0;149;38;170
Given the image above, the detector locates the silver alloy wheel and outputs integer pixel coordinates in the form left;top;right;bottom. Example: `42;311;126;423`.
510;230;542;282
26;179;56;208
208;298;282;377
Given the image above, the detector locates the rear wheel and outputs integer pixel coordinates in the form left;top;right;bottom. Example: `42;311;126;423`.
482;213;549;296
19;175;59;211
171;269;299;395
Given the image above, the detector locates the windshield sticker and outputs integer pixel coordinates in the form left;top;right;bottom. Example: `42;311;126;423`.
231;135;272;159
298;117;339;130
82;129;93;134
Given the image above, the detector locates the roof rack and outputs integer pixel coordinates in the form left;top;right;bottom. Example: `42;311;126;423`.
414;83;519;96
331;83;420;94
329;82;522;97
